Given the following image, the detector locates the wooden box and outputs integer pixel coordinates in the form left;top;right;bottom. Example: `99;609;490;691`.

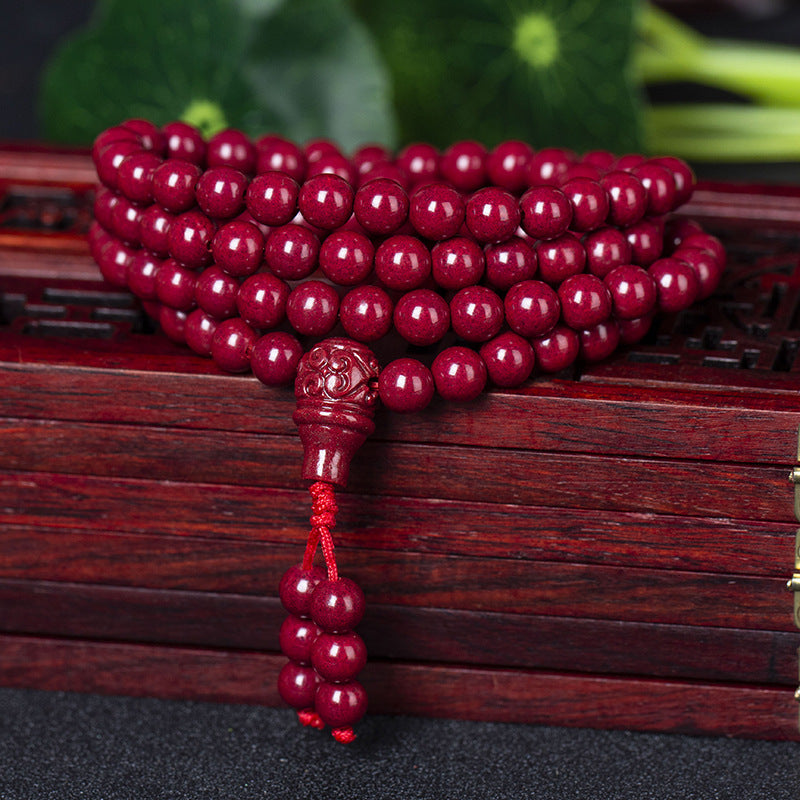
1;147;798;740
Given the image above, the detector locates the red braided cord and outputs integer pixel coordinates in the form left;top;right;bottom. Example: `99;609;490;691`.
302;481;339;581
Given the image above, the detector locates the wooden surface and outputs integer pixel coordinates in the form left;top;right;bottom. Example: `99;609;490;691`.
1;146;799;739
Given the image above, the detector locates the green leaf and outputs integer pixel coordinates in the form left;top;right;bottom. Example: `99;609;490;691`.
40;0;396;148
354;0;642;153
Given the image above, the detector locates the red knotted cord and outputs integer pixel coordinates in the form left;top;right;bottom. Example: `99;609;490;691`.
302;481;339;581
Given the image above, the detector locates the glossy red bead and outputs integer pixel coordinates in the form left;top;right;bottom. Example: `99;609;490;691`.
393;289;450;346
519;186;572;240
246;171;299;226
211;220;265;278
504;280;560;338
196;167;247;219
152;159;202;213
560;178;609;232
280;565;327;618
298;173;354;230
304;138;341;164
207;129;256;173
158;305;188;343
167;210;215;268
211;317;256;372
92;126;139;168
319;231;374;285
96;236;134;287
352;143;392;178
155;258;197;310
486;140;533;193
120;119;165;154
450;285;504;343
255;136;307;183
286;280;340;337
162;121;206;165
109;194;142;245
584;227;632;278
614;153;646;172
431;237;485;290
378;358;436;413
374;234;431;291
264;224;320;280
484;237;538;290
632;163;676;216
277;662;318;709
409;183;465;241
353;178;409;235
680;233;726;270
479;332;536;387
579;319;621;362
126;250;161;300
396;142;440;187
625;219;664;267
600;171;647;227
648;257;700;312
581;149;616;170
465;187;520;244
650;156;695;207
535;232;586;285
139;204;174;257
432;346;487;402
558;274;612;328
280;615;321;665
440;140;487;192
251;331;304;387
664;217;704;252
95;138;144;191
674;246;722;300
117;151;161;206
92;187;119;233
339;285;393;342
195;265;240;319
618;314;655;345
315;680;368;728
184;309;218;356
603;265;657;320
527;148;574;186
306;152;356;185
310;577;365;633
359;161;409;189
311;631;367;683
531;324;580;372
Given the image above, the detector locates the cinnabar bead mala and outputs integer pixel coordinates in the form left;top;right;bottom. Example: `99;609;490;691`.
91;122;729;741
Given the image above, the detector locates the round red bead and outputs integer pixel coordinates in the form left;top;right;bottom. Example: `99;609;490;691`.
560;178;609;232
584;227;632;278
236;272;289;328
504;280;560;338
535;233;586;285
484;237;538;290
264;224;320;280
479;332;536;388
432;346;487;402
126;250;161;300
139;204;174;257
277;662;318;710
378;358;435;413
162;121;206;165
158;305;188;343
184;309;218;356
600;171;647;227
195;265;239;319
339;285;393;342
152;159;201;213
581;149;616;170
558;274;612;329
167;210;215;269
246;172;299;226
311;577;366;633
96;237;134;287
519;186;572;240
315;680;368;728
298;173;354;230
93;187;118;233
580;319;621;362
650;156;695;207
486;140;533;193
618;314;655;345
155;258;197;311
211;220;265;278
374;234;431;291
255;136;306;183
603;265;658;320
280;615;321;665
304;138;341;164
674;246;722;300
352;144;392;178
286;280;340;337
251;332;304;387
680;233;726;270
109;194;142;246
92;126;139;170
95;138;143;191
393;289;450;346
319;231;374;285
527;148;574;186
614;153;646;172
210;317;256;372
196;167;247;219
311;631;367;683
353;178;409;235
306;152;356;185
396;142;439;187
625;219;664;267
207;129;256;173
632;163;676;216
117;150;161;206
440;140;487;192
465;187;520;243
531;324;580;372
648;257;700;312
409;183;465;241
279;565;327;618
431;237;485;290
450;285;504;343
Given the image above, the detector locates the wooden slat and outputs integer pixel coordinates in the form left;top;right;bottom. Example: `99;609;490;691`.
0;527;791;630
0;634;794;739
0;471;793;575
0;579;795;685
